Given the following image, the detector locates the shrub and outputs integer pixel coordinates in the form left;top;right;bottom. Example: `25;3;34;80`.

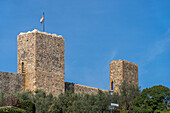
3;95;20;107
19;101;35;113
0;107;26;113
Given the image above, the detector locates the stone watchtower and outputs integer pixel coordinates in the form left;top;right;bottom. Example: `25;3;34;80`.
110;59;138;92
17;29;65;96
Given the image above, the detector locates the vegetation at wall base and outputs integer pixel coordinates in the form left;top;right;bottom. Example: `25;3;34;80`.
0;83;169;113
19;101;35;113
0;107;26;113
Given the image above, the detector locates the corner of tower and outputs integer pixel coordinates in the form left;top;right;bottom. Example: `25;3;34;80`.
17;29;65;96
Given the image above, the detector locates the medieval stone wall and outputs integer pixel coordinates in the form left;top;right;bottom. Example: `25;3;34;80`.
74;84;108;95
110;60;138;92
0;29;139;97
17;32;36;91
17;30;65;96
74;84;99;95
35;32;65;96
123;61;138;85
0;71;25;94
65;82;108;95
110;60;123;92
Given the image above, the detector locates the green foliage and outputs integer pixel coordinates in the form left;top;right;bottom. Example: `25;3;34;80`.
0;90;4;107
115;81;141;112
34;90;55;113
0;107;26;113
120;110;128;113
134;85;170;112
14;90;55;113
48;90;110;113
0;83;140;113
19;101;35;113
14;90;34;102
0;84;169;113
0;91;20;107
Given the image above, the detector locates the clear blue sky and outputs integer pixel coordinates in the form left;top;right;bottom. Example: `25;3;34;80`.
0;0;169;90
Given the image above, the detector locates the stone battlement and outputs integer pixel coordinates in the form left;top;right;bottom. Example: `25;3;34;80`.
19;29;63;38
110;59;138;66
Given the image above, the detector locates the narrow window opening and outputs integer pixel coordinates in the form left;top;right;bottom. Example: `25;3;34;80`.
111;81;114;90
22;62;26;73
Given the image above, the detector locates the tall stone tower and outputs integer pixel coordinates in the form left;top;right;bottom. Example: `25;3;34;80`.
17;29;65;96
110;59;138;92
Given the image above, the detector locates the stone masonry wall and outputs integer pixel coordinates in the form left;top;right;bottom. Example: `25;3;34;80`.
110;60;123;92
17;30;65;97
110;60;138;93
35;32;65;96
0;71;25;94
123;61;138;85
74;84;108;95
17;32;36;91
1;29;139;97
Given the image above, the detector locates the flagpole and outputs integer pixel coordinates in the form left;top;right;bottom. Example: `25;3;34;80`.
43;12;45;32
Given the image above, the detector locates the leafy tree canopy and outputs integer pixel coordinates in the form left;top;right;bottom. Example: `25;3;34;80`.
134;85;170;112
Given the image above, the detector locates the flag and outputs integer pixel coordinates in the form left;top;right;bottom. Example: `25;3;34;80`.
40;15;44;23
